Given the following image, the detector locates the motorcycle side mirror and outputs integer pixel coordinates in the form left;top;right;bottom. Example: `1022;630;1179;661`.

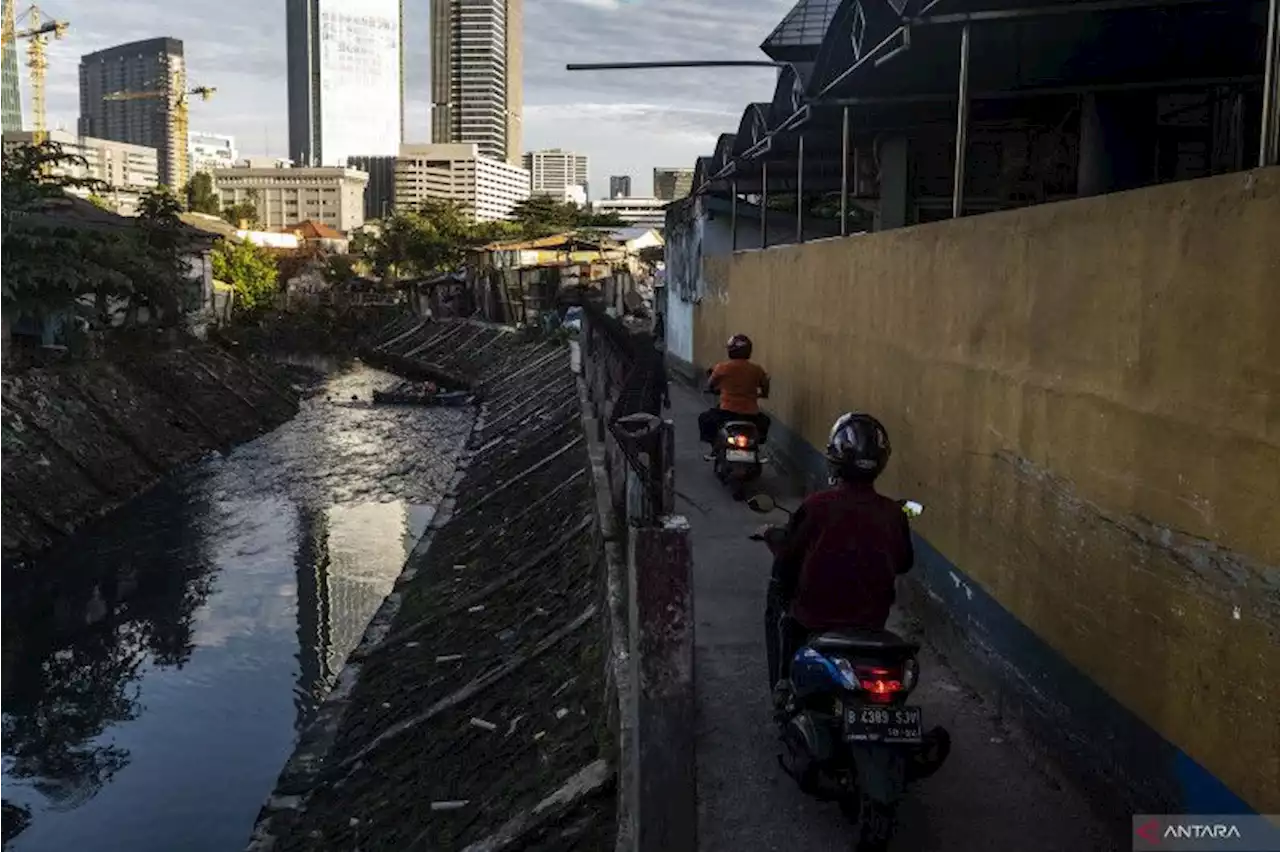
747;494;776;514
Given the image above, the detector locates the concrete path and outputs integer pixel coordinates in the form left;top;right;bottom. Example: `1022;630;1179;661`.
669;385;1116;852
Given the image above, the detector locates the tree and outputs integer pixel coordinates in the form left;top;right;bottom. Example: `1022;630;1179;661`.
184;171;220;215
212;237;278;313
129;188;190;325
1;140;131;323
507;195;629;238
221;188;259;228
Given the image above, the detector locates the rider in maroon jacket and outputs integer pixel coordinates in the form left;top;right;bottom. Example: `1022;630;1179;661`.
765;412;915;695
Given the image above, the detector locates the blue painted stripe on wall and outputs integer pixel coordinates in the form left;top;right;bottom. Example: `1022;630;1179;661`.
760;408;1254;820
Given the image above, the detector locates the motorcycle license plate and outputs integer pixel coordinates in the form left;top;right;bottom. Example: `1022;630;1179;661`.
845;704;923;744
725;449;757;463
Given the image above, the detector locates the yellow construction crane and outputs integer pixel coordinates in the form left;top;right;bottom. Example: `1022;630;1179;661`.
1;2;70;141
102;83;215;189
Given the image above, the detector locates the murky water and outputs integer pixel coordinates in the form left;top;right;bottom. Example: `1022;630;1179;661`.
1;365;474;852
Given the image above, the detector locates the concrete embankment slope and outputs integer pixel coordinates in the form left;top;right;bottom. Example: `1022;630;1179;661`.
2;342;300;565
249;319;615;852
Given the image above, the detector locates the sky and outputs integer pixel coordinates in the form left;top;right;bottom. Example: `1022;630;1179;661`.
36;0;792;197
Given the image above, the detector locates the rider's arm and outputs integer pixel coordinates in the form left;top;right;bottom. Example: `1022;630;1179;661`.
705;363;725;394
759;370;771;400
895;513;915;576
770;504;813;605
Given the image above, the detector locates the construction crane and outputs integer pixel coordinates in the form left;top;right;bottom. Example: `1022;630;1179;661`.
102;83;215;189
0;2;70;141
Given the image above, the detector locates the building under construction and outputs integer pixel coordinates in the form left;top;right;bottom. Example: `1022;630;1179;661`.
78;37;187;189
1;0;20;132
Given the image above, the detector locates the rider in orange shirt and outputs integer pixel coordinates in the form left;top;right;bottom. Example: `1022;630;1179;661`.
699;333;771;451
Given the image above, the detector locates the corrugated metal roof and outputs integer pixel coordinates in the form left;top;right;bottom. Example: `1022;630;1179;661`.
761;0;840;58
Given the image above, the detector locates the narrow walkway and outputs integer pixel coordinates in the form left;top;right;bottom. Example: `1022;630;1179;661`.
670;385;1114;851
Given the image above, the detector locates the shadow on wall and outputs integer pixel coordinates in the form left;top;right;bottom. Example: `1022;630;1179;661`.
691;168;1280;817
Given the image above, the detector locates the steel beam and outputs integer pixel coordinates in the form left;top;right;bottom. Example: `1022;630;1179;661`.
731;180;738;251
1262;0;1280;166
910;0;1223;26
566;60;782;71
953;23;971;218
840;106;850;236
761;162;769;249
796;134;806;243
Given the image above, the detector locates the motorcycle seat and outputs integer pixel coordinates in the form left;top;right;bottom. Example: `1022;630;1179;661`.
810;629;919;655
720;420;759;434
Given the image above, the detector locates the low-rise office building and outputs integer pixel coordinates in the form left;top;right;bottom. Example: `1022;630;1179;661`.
395;143;529;221
211;163;368;232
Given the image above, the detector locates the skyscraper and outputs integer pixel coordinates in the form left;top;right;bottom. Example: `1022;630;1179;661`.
287;0;404;168
79;38;187;189
1;0;22;132
430;0;523;165
609;175;632;199
524;148;588;198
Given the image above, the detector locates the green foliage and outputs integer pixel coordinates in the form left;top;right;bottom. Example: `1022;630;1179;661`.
507;196;628;237
212;237;279;313
86;194;113;211
362;199;485;279
220;188;259;228
184;171;220;215
0;140;127;313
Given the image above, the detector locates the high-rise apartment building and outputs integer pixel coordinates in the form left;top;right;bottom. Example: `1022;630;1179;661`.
523;148;588;199
286;0;404;169
1;0;21;132
395;143;529;222
653;166;695;201
189;131;238;175
79;38;187;189
430;0;522;165
609;175;632;199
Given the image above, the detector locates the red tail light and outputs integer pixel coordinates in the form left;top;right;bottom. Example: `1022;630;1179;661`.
855;665;905;704
728;433;752;449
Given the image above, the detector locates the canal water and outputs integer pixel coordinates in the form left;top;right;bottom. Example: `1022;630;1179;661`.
1;365;474;852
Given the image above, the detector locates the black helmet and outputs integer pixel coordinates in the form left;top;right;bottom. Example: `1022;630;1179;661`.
726;333;753;359
826;412;891;482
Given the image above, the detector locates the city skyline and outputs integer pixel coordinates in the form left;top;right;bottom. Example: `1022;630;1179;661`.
31;0;784;196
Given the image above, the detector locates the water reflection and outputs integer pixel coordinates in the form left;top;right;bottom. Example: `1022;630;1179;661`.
2;365;471;852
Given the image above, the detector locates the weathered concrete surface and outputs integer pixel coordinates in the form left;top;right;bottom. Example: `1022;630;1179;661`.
1;342;300;565
668;385;1116;851
686;168;1280;813
247;320;616;852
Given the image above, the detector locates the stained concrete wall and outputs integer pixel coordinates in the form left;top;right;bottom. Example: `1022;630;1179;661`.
691;168;1280;814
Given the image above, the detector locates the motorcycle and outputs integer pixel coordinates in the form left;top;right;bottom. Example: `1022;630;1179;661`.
702;384;764;500
747;494;949;851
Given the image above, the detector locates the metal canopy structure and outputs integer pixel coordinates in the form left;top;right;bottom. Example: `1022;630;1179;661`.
691;0;1278;229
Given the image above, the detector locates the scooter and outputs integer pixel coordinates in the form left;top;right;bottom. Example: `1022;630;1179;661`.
748;494;949;851
702;384;765;500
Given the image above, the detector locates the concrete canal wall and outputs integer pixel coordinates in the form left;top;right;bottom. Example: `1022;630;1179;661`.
681;169;1280;817
2;342;301;566
248;318;622;852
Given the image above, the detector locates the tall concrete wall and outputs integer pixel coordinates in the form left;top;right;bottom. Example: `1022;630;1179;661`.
691;168;1280;814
